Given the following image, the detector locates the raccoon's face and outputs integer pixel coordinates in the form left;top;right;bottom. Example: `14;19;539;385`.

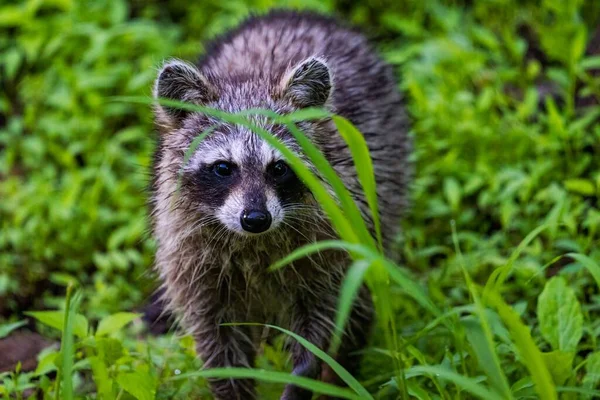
179;124;308;235
152;57;332;236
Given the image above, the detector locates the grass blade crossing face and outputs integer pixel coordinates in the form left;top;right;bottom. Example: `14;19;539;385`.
333;115;384;251
159;97;361;245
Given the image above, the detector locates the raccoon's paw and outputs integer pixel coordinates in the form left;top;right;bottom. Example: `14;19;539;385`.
280;358;321;400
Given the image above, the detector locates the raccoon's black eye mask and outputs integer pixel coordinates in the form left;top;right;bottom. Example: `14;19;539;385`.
267;161;306;204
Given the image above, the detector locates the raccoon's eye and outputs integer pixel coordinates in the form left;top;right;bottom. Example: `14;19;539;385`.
213;161;234;177
271;160;289;179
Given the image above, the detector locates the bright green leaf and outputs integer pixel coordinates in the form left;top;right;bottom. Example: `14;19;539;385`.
583;352;600;397
541;351;574;385
0;320;26;339
116;370;156;400
566;253;600;288
563;179;595;196
25;311;88;339
538;277;583;352
96;312;140;337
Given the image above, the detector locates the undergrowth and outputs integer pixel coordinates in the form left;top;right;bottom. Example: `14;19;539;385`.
1;0;600;399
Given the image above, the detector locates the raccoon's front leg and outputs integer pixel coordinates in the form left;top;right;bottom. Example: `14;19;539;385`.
281;296;336;400
317;284;374;400
195;321;257;400
281;285;374;400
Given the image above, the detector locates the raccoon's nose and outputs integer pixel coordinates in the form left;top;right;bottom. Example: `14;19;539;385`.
240;210;272;234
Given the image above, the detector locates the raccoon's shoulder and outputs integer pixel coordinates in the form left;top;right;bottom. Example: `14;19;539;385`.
196;10;370;81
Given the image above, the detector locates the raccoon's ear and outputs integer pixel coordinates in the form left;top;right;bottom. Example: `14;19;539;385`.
153;59;216;126
281;57;332;108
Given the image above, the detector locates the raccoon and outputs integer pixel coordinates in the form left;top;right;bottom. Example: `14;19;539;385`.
150;10;410;400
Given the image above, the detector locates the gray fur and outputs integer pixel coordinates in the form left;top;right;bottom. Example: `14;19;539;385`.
150;10;410;400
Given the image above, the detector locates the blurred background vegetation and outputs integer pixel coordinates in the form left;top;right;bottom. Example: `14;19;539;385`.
1;0;600;398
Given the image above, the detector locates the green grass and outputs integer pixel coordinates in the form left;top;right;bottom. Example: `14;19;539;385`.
2;0;600;399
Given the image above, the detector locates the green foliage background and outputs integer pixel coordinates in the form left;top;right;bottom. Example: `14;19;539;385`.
1;0;600;399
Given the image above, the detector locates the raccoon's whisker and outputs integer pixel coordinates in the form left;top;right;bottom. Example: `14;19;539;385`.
280;220;313;244
280;220;328;267
206;224;229;250
283;215;332;237
180;215;222;240
283;207;328;223
281;205;322;214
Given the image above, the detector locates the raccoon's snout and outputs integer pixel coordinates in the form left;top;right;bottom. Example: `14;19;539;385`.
240;209;272;233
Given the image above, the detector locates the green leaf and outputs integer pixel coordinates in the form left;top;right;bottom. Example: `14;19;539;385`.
566;253;600;288
541;351;574;385
96;338;124;366
545;97;566;137
571;25;587;64
556;386;600;397
406;381;433;400
25;311;88;339
537;277;583;352
405;365;504;400
462;318;512;398
563;179;595;196
116;370;156;400
0;320;27;339
171;368;361;399
96;312;140;337
34;350;59;376
444;177;461;211
580;55;600;70
583;352;600;397
89;356;116;400
0;5;29;27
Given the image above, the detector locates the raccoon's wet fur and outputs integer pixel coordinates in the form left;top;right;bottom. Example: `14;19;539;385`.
150;9;410;400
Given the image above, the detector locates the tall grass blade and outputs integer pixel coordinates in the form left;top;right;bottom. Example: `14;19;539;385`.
178;124;218;190
382;259;441;317
331;259;372;353
58;284;78;400
485;224;550;293
451;221;512;399
171;368;362;399
405;365;505;400
226;323;373;399
269;240;377;271
282;117;376;248
484;291;557;400
333;115;383;251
